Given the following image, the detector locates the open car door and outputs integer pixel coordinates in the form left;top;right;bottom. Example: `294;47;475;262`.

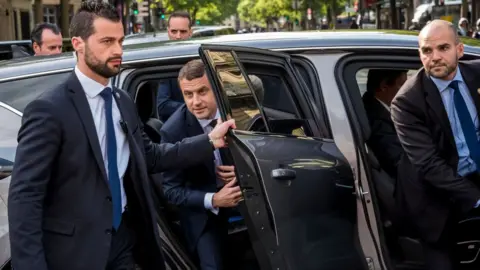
199;44;369;270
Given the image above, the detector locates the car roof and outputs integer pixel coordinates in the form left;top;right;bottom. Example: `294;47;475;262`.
1;30;480;80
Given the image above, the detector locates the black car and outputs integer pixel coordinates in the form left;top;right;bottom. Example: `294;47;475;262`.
2;30;480;270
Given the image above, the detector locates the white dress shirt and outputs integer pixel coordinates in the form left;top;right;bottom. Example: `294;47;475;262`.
198;110;222;215
375;97;390;111
75;67;130;212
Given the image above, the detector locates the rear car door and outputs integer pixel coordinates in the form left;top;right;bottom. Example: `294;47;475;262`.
199;44;368;270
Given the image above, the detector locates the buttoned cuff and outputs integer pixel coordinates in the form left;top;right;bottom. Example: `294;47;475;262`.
204;192;219;215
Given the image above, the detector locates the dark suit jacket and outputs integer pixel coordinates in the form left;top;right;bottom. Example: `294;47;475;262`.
362;91;403;178
391;60;480;243
157;79;184;122
8;72;214;270
160;104;218;251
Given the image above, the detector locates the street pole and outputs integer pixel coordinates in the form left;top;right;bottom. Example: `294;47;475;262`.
60;0;69;37
147;0;152;33
471;0;477;25
33;0;43;24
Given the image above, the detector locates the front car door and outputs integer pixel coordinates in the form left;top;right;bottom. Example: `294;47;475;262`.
199;44;368;270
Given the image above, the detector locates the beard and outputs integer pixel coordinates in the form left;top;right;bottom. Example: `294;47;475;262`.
427;60;457;80
84;45;121;79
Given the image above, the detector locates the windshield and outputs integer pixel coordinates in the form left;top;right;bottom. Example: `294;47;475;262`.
0;104;20;166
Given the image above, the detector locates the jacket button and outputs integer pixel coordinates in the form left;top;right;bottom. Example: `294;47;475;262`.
106;196;112;202
105;229;112;235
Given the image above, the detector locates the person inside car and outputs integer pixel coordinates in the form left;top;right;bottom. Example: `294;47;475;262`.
363;69;407;179
30;23;63;56
246;74;266;131
157;11;193;122
160;59;243;270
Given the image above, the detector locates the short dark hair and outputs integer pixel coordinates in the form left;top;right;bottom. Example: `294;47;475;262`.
168;11;191;28
178;59;205;82
31;23;61;46
367;69;407;93
69;0;120;40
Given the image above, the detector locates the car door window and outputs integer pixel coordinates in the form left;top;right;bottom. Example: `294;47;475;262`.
356;68;418;96
209;55;311;136
0;72;70;112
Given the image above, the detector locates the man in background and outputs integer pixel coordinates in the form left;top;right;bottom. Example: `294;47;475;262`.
157;11;193;122
31;23;63;56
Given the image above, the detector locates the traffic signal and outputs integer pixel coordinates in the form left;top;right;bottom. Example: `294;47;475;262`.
157;7;165;19
196;20;200;25
294;18;299;25
132;2;138;15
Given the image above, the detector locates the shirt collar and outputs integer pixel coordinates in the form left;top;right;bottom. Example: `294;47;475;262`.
430;66;465;93
74;66;112;98
375;97;390;111
197;110;221;129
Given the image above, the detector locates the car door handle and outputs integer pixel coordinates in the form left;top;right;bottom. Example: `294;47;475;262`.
271;168;296;180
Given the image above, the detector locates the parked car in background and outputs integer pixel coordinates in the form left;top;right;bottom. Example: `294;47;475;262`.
2;31;480;270
123;26;236;46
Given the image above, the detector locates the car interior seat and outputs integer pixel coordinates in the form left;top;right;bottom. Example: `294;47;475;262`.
134;80;189;246
135;80;164;143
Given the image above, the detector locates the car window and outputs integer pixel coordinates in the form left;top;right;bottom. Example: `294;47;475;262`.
0;105;20;167
356;68;418;96
0;72;70;112
248;74;296;115
204;50;309;136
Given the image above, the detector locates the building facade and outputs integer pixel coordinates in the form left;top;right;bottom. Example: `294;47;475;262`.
0;0;82;41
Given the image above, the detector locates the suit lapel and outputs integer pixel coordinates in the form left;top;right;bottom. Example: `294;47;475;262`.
112;88;142;164
67;72;108;182
422;73;456;149
459;63;480;119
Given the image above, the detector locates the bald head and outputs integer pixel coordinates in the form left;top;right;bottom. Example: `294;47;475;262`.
419;19;459;45
418;19;463;81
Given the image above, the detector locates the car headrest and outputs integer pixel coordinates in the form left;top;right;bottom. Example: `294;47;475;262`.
144;118;164;143
135;81;159;123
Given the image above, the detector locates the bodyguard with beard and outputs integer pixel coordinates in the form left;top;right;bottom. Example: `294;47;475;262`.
7;2;235;270
391;20;480;270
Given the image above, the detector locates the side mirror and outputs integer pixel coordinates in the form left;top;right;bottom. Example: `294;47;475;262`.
0;165;13;180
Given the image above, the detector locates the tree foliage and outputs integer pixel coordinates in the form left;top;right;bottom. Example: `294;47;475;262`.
237;0;348;25
145;0;239;25
238;0;299;24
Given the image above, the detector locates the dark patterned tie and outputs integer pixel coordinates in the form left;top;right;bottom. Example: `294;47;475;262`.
450;81;480;171
99;87;122;230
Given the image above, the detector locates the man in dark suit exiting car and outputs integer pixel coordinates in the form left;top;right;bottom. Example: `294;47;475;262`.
7;2;235;270
391;19;480;270
161;59;243;270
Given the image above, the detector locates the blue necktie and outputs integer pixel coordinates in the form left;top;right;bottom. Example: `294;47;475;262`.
99;87;122;230
450;81;480;170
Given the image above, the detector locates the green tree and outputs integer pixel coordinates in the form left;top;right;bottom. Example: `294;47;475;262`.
238;0;298;26
152;0;238;25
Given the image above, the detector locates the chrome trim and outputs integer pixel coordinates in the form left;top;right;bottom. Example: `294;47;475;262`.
0;68;73;83
122;54;198;64
0;101;22;116
2;45;479;83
